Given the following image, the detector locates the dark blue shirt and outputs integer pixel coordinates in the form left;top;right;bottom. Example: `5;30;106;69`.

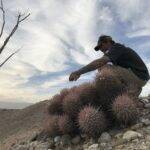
105;43;150;81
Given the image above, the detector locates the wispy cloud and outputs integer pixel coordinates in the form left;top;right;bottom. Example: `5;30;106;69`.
0;0;149;103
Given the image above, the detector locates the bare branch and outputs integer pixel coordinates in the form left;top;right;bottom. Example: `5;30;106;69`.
19;13;30;22
0;48;21;67
0;12;30;54
0;0;5;38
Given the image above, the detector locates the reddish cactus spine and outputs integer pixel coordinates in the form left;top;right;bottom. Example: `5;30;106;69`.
47;94;64;115
63;91;82;118
76;82;99;106
44;115;60;137
78;105;107;137
112;94;139;126
95;74;124;111
58;114;74;135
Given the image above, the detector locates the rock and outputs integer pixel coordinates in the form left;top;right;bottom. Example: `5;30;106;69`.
36;131;49;142
145;103;150;108
130;123;143;130
113;138;127;147
35;142;51;150
88;138;97;144
114;133;122;139
132;138;139;143
83;138;97;150
83;143;89;149
140;98;150;108
71;135;81;145
143;126;150;134
47;138;55;149
60;134;71;146
14;145;29;150
29;141;52;150
145;135;150;141
100;142;107;147
100;143;113;150
54;136;61;143
29;141;38;147
122;130;142;141
98;132;111;143
141;118;150;126
28;131;38;142
138;142;148;150
88;143;99;150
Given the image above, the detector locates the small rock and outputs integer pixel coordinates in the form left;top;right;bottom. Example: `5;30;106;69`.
143;126;150;134
100;142;107;147
145;103;150;108
141;118;150;126
146;135;150;141
98;132;111;143
83;143;89;149
88;143;99;150
88;138;97;144
83;139;97;150
122;130;142;141
35;143;50;150
130;123;143;130
132;139;139;143
66;147;72;150
60;134;71;146
114;133;122;139
15;145;29;150
29;141;39;150
71;135;81;145
29;131;38;142
29;141;38;147
47;138;55;149
36;131;49;142
54;136;61;143
113;138;127;147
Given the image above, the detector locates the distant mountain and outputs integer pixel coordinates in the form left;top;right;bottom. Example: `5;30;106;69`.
0;101;33;109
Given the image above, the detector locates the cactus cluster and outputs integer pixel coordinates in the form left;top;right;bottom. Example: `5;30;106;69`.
44;69;140;137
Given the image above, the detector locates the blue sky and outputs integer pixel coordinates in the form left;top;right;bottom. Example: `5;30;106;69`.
0;0;150;103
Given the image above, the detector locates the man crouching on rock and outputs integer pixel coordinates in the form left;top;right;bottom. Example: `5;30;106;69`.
69;35;150;107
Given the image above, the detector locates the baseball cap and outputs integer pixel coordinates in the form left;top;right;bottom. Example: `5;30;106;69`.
94;35;113;51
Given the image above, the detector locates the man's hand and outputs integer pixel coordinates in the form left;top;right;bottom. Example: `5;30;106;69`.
69;56;110;81
69;71;81;81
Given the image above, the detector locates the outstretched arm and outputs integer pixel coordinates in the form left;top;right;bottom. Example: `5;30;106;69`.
69;55;110;81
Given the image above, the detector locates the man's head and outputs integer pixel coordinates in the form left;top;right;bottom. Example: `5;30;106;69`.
94;35;115;53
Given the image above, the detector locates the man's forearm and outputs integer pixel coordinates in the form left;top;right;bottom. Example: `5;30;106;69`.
76;56;110;75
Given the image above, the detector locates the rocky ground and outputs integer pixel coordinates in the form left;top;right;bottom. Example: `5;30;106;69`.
5;97;150;150
0;100;49;150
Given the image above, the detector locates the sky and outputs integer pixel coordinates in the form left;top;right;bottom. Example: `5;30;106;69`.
0;0;150;103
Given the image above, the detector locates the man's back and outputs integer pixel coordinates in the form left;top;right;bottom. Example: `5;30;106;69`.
105;43;150;81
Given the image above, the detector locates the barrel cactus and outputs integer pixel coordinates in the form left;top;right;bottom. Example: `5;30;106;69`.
47;94;64;115
112;94;139;126
76;82;99;105
58;114;74;135
63;90;82;118
78;105;107;137
95;74;124;111
44;115;60;137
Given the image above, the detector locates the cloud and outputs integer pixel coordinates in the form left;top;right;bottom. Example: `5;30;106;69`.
0;0;149;103
126;29;150;38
